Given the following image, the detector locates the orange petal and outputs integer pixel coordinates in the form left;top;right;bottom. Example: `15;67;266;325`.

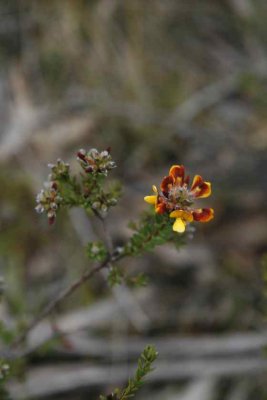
184;175;190;186
192;208;214;222
191;175;211;198
196;182;211;198
169;165;185;185
155;202;167;214
144;195;157;205
191;175;203;191
160;175;174;195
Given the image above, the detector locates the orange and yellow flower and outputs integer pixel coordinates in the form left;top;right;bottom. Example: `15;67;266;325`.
144;165;214;233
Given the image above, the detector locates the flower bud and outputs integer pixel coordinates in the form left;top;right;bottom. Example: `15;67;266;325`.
92;201;101;209
35;180;62;225
100;150;109;158
108;198;117;206
101;204;108;213
77;147;116;175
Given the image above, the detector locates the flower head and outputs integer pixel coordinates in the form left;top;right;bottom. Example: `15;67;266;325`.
48;159;70;181
144;165;214;233
77;148;116;175
35;181;62;225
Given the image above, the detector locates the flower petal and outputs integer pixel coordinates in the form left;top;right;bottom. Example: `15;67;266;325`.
191;175;211;198
155;202;167;214
144;195;157;205
169;165;185;185
172;217;186;233
170;210;184;218
170;210;193;222
184;175;190;186
192;208;214;222
191;175;203;191
160;175;174;196
196;182;211;198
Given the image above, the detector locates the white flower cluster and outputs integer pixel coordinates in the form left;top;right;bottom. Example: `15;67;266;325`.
35;181;62;224
77;148;116;175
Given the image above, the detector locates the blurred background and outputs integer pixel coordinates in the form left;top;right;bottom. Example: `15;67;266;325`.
0;0;267;399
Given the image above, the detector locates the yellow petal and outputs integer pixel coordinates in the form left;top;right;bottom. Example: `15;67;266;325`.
170;210;193;222
144;195;157;205
170;210;184;218
152;185;158;193
172;218;186;233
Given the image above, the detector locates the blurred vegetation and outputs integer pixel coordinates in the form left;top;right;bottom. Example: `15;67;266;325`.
0;0;267;399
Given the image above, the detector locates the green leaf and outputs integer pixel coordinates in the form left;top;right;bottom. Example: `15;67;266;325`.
127;273;148;288
108;266;124;287
119;345;158;400
86;241;108;262
123;212;183;257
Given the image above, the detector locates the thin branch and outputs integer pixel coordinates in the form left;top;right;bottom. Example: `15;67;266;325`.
88;210;151;331
92;209;113;255
12;257;112;348
2;288;151;360
100;216;113;255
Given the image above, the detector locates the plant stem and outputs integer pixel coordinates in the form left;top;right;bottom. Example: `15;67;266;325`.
11;214;166;349
12;257;111;348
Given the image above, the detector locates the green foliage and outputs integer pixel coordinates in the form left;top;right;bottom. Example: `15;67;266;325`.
0;322;15;346
86;241;109;262
124;212;184;256
0;387;11;400
34;148;190;399
127;273;148;288
0;361;9;382
107;266;124;287
0;357;10;399
119;345;158;400
100;345;158;400
36;149;119;223
108;267;148;288
36;149;184;261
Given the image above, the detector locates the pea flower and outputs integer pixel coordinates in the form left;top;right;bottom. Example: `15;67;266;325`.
144;165;214;233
